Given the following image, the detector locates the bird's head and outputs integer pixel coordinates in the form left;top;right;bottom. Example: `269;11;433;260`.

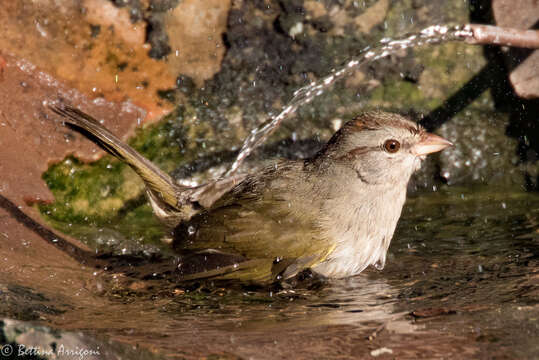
315;112;452;185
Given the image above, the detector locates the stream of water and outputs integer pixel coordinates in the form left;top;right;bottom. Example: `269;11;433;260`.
224;25;475;178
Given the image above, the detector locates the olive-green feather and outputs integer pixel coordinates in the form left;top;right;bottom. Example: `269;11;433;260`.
173;161;334;280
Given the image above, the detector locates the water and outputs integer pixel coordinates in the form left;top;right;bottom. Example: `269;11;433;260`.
6;185;538;358
224;25;475;178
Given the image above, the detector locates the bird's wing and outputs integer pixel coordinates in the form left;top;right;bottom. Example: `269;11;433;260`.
173;162;335;274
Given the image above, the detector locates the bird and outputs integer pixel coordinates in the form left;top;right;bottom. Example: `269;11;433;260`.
50;105;452;283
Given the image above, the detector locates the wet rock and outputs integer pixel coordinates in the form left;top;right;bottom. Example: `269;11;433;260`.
143;0;231;84
481;0;539;190
0;319;163;360
146;12;172;59
492;0;539;99
409;307;456;318
436;110;522;187
162;0;231;86
412;108;523;190
0;52;145;206
0;1;175;119
0;284;65;322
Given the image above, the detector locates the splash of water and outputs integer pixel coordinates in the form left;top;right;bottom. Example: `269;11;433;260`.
223;24;474;177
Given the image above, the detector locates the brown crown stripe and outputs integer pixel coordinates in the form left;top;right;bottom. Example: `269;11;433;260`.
349;112;423;136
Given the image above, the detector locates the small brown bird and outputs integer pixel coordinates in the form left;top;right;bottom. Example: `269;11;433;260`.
50;105;452;283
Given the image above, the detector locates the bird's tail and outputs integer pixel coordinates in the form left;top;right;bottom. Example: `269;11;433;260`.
49;104;187;224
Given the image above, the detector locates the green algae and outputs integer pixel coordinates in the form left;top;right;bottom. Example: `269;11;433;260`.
41;156;138;223
369;80;441;111
38;110;191;250
368;40;487;114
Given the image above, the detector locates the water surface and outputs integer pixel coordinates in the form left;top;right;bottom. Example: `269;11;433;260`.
20;185;537;359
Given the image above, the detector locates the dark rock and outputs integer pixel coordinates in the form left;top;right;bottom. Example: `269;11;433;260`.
146;13;171;59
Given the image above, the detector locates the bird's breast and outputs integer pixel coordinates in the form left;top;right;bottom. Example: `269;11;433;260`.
311;183;407;278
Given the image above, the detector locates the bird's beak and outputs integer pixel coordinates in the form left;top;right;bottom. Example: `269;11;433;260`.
412;133;453;157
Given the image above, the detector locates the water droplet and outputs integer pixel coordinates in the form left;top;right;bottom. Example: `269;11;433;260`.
374;258;385;270
187;226;196;235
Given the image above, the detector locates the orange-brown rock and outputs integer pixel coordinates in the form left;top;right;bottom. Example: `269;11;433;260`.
0;53;145;206
0;1;232;119
0;1;175;119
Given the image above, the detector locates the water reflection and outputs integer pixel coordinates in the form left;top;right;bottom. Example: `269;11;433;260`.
4;185;538;358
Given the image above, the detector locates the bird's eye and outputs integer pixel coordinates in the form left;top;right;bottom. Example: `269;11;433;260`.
383;139;400;153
